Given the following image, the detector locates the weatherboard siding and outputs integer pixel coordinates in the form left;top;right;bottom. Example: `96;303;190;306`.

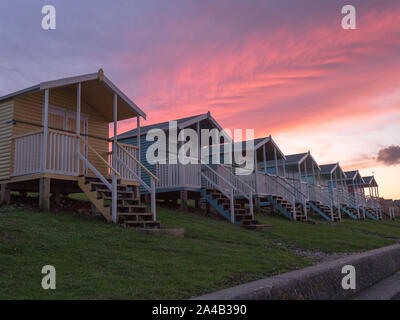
0;99;14;180
119;135;155;192
11;88;110;177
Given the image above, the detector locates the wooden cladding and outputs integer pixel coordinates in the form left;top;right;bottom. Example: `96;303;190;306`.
11;87;110;177
0;100;14;180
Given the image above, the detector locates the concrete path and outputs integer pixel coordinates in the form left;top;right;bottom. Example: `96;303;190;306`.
194;244;400;300
353;271;400;300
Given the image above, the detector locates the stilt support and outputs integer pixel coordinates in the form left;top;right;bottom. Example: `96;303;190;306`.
180;190;188;211
0;184;10;205
39;178;51;211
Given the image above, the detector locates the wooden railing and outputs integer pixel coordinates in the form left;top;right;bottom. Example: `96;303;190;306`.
47;129;78;175
109;142;138;180
215;165;254;217
78;136;120;177
13;129;83;176
113;142;158;220
155;162;201;189
200;163;236;223
155;163;181;189
13;130;43;176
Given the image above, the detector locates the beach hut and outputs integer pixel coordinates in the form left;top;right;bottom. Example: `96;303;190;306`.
344;170;371;220
0;69;159;229
361;176;385;219
117;112;269;229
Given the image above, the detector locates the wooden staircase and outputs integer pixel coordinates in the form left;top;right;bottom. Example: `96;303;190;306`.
381;209;392;220
262;195;307;221
269;195;307;221
364;206;380;220
308;200;340;222
202;189;271;230
78;176;161;229
341;203;363;219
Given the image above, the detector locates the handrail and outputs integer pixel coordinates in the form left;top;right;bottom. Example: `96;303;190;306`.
12;129;43;140
276;174;308;200
117;141;140;150
77;135;121;177
116;142;159;182
77;150;112;191
218;164;254;201
201;163;237;193
200;170;232;200
49;128;76;137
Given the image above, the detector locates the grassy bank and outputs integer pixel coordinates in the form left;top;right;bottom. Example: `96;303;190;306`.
0;205;398;299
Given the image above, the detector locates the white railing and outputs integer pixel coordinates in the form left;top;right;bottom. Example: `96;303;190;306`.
200;164;236;222
13;130;43;176
183;163;201;188
217;166;254;197
13;129;81;176
355;191;367;207
154;162;201;189
366;196;380;212
253;172;308;219
216;165;254;216
114;143;158;221
47;130;77;175
113;143;139;181
155;163;181;189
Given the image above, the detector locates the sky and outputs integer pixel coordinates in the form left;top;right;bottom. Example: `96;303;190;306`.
1;0;399;199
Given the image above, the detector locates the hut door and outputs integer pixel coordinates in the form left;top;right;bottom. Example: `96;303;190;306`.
66;114;88;175
48;106;88;175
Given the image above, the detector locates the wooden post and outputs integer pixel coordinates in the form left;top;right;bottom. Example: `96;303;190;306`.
180;190;188;211
137;116;141;179
111;94;118;223
39;177;50;211
283;158;286;178
274;147;278;176
0;184;10;205
304;159;308;183
263;144;267;173
42;89;49;172
230;189;235;223
311;162;315;186
197;121;201;187
76;82;81;174
151;179;156;220
298;163;301;181
254;152;260;211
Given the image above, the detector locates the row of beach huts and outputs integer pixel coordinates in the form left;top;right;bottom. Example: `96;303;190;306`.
0;70;397;230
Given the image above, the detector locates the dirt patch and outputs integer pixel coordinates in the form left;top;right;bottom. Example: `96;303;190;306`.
8;194;98;218
273;241;356;263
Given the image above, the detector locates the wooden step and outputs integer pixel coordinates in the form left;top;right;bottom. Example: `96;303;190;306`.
102;196;139;201
242;224;272;230
118;212;154;222
123;220;161;229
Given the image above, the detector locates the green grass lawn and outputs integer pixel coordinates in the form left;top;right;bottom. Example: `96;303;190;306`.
255;215;396;253
0;204;398;299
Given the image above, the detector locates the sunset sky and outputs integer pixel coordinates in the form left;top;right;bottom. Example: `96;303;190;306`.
1;0;399;199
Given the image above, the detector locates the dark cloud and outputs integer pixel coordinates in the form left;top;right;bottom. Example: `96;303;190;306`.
377;145;400;166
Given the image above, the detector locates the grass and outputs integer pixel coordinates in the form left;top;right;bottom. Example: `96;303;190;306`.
0;204;398;299
256;215;395;252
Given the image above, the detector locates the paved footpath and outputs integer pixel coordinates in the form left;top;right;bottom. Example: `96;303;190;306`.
353;271;400;300
194;244;400;300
